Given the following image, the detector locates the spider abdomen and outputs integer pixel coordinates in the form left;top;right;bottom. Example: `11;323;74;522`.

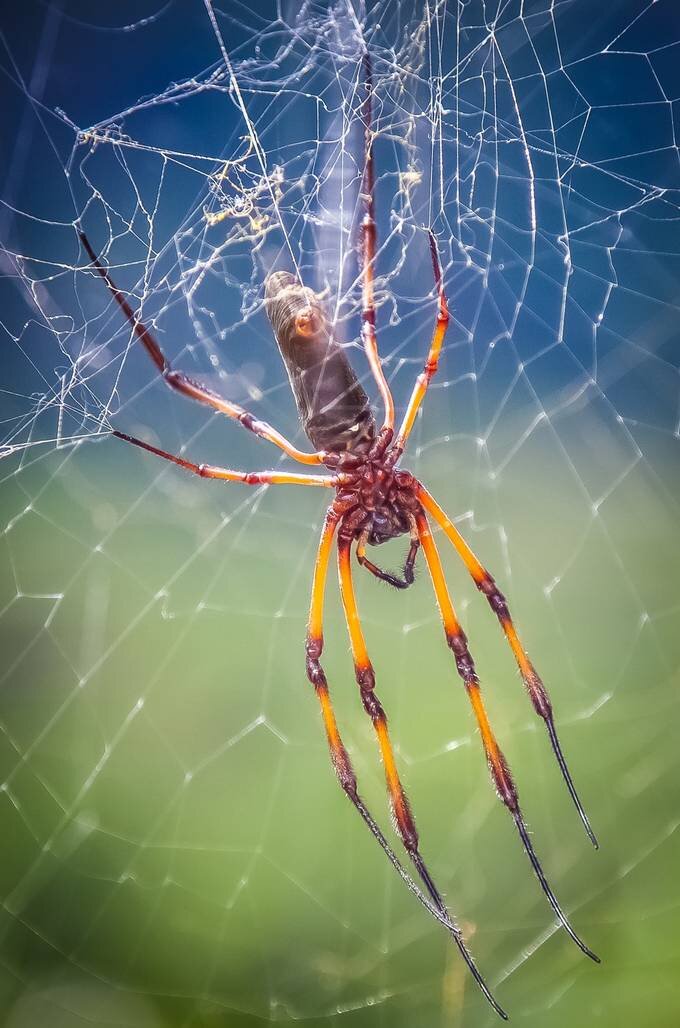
265;271;376;455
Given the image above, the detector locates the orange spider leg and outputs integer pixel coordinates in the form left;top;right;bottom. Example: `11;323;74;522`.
307;506;356;791
393;232;450;456
418;484;597;848
416;510;599;962
359;53;394;433
337;535;446;911
112;431;339;487
305;508;507;1018
80;232;325;465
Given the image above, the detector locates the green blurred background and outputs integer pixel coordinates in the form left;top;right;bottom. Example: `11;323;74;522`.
1;412;678;1027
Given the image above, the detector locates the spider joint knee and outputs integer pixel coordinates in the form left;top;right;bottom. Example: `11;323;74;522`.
330;748;357;794
446;635;477;681
491;757;519;812
305;647;326;688
238;411;256;431
480;576;510;619
527;672;552;719
394;805;419;851
307;666;326;689
360;687;382;719
356;665;376;692
306;635;323;660
457;657;477;682
446;630;469;657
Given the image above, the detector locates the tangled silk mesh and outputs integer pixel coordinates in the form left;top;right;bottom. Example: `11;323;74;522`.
1;2;679;1026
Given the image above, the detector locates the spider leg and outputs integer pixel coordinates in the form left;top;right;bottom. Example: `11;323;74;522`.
306;507;507;1020
359;52;394;434
112;430;339;487
356;520;419;590
79;232;325;465
417;484;597;849
336;536;444;908
415;510;599;962
392;232;450;459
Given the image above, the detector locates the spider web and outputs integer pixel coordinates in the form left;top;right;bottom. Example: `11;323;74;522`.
1;1;679;1025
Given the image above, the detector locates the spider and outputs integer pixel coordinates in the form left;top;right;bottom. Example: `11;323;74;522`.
79;54;598;1020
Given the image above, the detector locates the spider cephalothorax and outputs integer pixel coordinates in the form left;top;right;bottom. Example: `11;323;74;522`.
79;50;599;1023
332;438;418;578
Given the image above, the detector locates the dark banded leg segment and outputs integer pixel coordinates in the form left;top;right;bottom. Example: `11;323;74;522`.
418;485;597;849
416;510;599;963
